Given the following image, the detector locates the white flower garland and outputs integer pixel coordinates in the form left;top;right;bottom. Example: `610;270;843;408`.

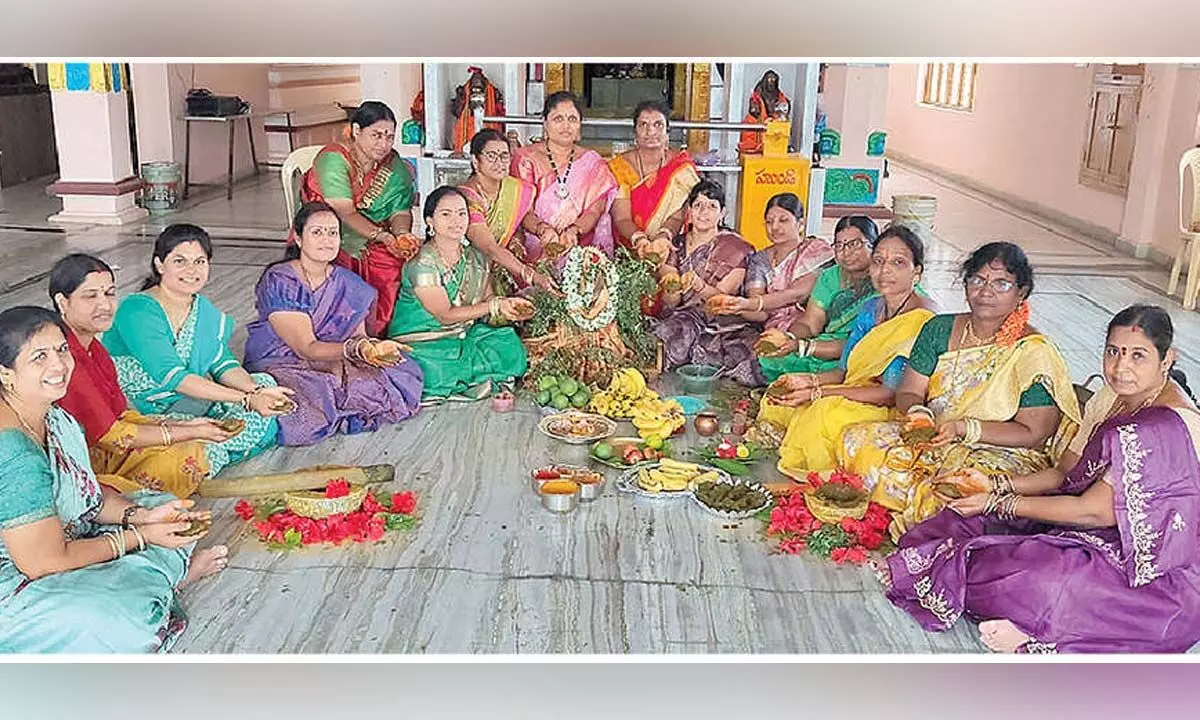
561;246;619;332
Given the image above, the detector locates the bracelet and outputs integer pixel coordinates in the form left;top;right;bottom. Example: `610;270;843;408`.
989;473;1015;495
962;418;983;445
996;494;1021;521
121;505;139;530
522;265;535;284
755;296;765;313
489;297;502;321
103;532;119;560
811;384;823;400
161;423;174;446
369;226;384;242
130;525;147;552
797;339;811;357
909;405;936;421
783;330;797;344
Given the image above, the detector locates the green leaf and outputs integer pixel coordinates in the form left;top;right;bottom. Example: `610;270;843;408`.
283;528;303;548
385;513;416;532
711;458;750;476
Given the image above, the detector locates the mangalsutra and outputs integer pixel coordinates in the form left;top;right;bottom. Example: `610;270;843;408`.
546;141;575;199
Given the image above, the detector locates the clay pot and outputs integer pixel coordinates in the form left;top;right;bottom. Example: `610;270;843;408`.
694;412;720;437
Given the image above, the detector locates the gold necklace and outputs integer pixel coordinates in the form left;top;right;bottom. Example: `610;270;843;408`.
298;261;329;290
2;395;45;445
963;317;998;348
635;147;665;183
472;177;500;212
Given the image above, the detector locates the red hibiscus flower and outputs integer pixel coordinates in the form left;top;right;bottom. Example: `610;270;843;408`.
391;491;417;515
235;500;256;520
325;479;351;499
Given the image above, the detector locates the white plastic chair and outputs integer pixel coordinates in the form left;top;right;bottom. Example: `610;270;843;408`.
1168;147;1200;310
280;145;322;225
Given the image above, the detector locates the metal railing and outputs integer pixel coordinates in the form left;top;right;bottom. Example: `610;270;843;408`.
482;116;765;132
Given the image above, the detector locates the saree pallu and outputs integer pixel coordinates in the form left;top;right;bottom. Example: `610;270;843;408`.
747;238;835;333
757;266;875;383
885;405;1200;653
0;407;192;653
460;176;537;293
609;150;700;250
303;144;417;336
104;293;279;473
653;232;762;387
244;265;424;447
512;146;618;259
386;244;528;400
772;307;934;477
60;330;209;497
839;333;1082;539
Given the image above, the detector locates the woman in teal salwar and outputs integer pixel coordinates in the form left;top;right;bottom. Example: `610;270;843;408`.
103;225;295;472
0;307;226;653
386;187;531;403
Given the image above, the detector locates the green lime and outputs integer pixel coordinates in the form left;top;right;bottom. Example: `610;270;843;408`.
593;442;614;460
536;389;552;406
645;435;664;450
570;390;590;408
538;375;559;392
551;393;571;410
558;378;579;396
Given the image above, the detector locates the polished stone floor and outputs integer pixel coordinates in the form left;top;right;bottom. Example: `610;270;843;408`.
0;165;1194;653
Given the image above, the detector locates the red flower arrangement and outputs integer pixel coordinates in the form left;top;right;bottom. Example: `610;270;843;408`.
234;482;418;550
764;470;892;565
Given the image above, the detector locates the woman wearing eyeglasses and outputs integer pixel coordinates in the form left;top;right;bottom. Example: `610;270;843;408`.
838;242;1082;540
458;129;555;294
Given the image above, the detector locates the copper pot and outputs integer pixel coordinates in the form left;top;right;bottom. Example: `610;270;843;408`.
694;412;720;436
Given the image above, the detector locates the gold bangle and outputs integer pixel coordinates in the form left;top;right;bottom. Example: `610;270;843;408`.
963;418;983;445
130;525;147;552
755;296;765;313
104;532;119;560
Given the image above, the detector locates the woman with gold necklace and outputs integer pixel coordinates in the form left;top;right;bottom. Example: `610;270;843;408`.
458;129;555;294
0;306;226;652
882;304;1200;654
510;91;618;261
386;187;531;404
838;242;1081;539
103;225;294;471
243;202;424;446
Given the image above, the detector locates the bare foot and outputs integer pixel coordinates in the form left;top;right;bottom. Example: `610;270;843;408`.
979;619;1031;653
869;558;893;591
178;545;229;590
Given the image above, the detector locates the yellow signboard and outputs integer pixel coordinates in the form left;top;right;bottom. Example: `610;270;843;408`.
738;154;811;249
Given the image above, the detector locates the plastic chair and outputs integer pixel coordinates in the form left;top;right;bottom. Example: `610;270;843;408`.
1168;147;1200;310
280;145;322;225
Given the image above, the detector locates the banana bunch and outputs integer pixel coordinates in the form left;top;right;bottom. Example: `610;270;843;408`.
590;368;657;419
636;458;720;493
631;396;685;441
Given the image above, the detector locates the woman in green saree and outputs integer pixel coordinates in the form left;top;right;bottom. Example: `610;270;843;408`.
386;187;532;404
104;225;295;473
301;101;420;336
458;129;556;294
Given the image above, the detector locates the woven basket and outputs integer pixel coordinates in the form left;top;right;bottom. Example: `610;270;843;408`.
804;487;868;524
284;484;367;519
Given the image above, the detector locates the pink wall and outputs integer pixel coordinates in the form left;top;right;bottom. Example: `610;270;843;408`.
885;63;1127;235
185;64;271;185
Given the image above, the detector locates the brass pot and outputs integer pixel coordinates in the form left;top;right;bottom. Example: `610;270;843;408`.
694;412;720;437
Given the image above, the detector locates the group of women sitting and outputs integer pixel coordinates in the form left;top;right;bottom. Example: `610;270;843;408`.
1;90;1198;656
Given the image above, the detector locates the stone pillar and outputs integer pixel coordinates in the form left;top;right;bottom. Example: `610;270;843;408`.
45;62;148;225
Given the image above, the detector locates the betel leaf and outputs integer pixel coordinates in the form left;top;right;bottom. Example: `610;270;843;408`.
711;458;751;476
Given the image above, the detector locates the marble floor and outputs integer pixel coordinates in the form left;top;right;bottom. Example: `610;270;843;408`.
0;165;1195;654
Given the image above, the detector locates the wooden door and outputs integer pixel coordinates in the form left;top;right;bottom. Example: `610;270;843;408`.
1079;66;1142;194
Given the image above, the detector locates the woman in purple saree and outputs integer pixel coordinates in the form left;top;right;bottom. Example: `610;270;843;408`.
244;202;423;446
882;305;1200;653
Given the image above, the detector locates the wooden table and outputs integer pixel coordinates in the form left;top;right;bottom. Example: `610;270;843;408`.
182;112;260;201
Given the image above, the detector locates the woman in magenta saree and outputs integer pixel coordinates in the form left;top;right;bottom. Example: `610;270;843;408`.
510;91;617;261
244;203;423;447
882;305;1200;653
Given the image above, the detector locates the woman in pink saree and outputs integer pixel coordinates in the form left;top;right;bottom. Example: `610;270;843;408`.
510;91;618;261
882;305;1200;654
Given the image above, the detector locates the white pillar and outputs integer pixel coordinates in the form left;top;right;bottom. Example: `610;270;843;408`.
45;62;148;225
358;63;424;155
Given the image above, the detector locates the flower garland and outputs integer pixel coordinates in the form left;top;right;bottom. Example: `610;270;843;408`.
764;471;891;565
561;246;619;332
235;481;418;550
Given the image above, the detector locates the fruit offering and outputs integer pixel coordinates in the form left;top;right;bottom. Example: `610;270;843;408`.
590;437;670;468
635;458;720;494
589;368;653;419
631;395;686;442
534;374;592;411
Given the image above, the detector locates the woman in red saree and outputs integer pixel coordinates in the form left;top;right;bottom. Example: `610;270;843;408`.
609;100;701;257
301;101;419;336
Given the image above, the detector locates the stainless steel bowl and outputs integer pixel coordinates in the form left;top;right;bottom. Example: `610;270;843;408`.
576;475;606;502
539;481;581;513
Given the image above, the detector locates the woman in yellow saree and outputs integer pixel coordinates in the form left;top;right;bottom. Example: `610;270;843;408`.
839;242;1081;539
768;226;934;476
458;129;555;295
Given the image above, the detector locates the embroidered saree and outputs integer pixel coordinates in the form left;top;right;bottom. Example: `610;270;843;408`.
885;402;1200;653
771;300;934;477
459;176;537;292
104;293;279;472
608;149;700;250
244;264;424;447
839;314;1082;539
652;232;763;387
302;144;417;336
758;265;876;383
511;145;618;259
386;244;528;401
0;407;192;653
59;331;209;498
745;237;836;333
